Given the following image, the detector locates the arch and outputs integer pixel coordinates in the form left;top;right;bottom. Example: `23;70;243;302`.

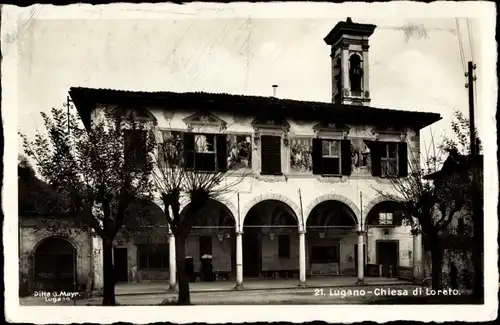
33;235;77;254
363;196;398;223
33;236;77;292
179;198;238;227
241;193;301;230
364;196;407;227
304;194;361;226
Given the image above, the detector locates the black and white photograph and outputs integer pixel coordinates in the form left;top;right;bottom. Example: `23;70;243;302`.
2;1;497;323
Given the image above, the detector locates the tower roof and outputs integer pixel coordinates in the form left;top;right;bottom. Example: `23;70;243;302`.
324;17;377;45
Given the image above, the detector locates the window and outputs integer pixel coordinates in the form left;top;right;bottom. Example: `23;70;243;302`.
199;236;213;258
184;133;227;172
381;143;398;177
312;139;351;176
227;135;252;170
379;212;394;225
137;244;169;270
124;130;147;169
278;235;291;258
370;141;408;178
311;245;339;264
260;135;282;175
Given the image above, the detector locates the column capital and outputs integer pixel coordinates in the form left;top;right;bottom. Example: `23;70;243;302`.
356;230;366;235
236;230;244;235
298;230;307;235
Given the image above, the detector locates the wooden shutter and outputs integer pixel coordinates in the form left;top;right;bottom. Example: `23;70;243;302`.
124;130;146;168
261;135;282;175
341;139;352;176
124;130;133;166
398;142;408;177
216;134;228;172
312;138;323;175
183;133;195;170
371;142;382;177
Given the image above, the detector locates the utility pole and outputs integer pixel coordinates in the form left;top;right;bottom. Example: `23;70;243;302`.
466;60;483;299
66;95;73;134
466;61;477;156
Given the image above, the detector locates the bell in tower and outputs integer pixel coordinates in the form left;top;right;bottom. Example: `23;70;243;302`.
324;17;376;106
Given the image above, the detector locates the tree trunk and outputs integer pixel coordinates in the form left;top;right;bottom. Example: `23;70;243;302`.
101;238;116;306
175;234;190;305
429;233;443;290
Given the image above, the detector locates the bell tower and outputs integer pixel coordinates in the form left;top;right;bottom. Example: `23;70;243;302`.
324;17;376;106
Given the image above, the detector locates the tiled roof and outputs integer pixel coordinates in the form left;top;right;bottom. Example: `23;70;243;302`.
69;87;441;130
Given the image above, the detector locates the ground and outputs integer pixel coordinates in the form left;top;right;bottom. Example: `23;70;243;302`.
18;276;473;306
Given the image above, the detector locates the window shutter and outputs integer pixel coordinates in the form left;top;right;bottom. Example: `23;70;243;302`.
398;142;408;177
216;134;228;172
371;142;382;177
312;138;322;175
124;130;133;166
341;140;352;176
261;135;282;175
183;132;195;170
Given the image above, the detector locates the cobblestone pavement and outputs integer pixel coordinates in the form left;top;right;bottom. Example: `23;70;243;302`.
20;284;451;305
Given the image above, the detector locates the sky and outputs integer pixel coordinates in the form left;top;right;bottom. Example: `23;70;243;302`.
4;3;496;160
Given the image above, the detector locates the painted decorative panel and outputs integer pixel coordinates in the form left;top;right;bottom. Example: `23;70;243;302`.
227;134;252;170
290;137;312;173
351;138;371;174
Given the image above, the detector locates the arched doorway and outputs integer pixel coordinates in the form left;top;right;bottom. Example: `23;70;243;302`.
306;201;357;276
243;200;299;278
34;237;76;292
186;200;236;281
365;200;407;278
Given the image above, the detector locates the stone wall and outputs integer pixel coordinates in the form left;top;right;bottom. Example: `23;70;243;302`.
19;217;92;296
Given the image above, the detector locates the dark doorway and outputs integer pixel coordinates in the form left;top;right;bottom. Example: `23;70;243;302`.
113;248;128;283
243;232;260;277
34;237;76;292
354;244;366;276
376;241;399;277
199;236;213;258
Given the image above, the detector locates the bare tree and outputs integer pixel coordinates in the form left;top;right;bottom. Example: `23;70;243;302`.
375;132;465;290
152;130;248;305
20;107;157;305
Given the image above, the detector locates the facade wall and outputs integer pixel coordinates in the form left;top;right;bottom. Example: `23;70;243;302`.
70;105;424;282
366;226;413;268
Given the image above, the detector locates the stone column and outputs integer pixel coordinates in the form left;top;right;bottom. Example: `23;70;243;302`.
356;230;365;284
91;235;104;293
235;231;244;289
298;230;307;286
362;44;370;95
168;233;177;290
412;230;423;280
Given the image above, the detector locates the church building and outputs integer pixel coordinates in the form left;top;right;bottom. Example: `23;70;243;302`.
19;18;441;295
